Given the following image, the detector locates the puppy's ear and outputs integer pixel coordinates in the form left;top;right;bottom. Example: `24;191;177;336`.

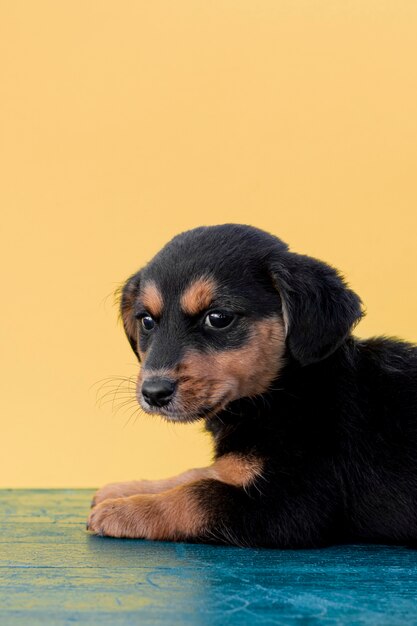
270;252;363;366
119;271;141;360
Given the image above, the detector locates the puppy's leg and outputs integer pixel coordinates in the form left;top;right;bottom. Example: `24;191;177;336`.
87;477;331;547
87;454;262;542
91;468;209;506
88;454;271;542
87;479;335;548
91;453;262;506
87;479;254;543
87;455;337;547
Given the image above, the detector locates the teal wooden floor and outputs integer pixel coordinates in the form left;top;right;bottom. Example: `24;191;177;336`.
2;491;417;625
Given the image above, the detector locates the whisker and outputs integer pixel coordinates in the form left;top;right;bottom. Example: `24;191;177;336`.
112;378;133;412
90;375;137;392
99;396;138;410
123;406;144;428
96;389;136;408
92;375;138;407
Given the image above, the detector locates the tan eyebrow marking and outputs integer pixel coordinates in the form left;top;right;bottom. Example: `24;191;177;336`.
180;276;217;316
141;281;164;317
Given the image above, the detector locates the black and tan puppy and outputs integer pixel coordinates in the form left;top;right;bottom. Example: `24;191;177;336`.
88;224;417;548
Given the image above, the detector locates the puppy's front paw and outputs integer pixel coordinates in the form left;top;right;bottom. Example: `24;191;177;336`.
86;495;153;538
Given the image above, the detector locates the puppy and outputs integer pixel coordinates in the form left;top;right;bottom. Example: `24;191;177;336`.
88;224;417;548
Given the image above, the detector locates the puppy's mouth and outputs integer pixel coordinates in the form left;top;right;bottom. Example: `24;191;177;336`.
139;394;230;423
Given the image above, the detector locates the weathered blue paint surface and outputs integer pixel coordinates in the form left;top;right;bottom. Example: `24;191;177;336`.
1;490;417;625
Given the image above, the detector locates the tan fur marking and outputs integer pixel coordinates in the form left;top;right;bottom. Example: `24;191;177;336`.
173;316;286;417
180;276;217;316
141;281;164;317
151;483;208;539
211;454;264;487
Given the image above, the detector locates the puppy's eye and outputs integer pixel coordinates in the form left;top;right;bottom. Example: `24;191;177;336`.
204;311;234;329
141;315;155;331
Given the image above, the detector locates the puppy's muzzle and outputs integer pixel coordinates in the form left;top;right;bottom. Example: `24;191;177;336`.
141;377;176;408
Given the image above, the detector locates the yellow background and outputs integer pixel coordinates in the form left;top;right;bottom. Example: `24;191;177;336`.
1;1;416;487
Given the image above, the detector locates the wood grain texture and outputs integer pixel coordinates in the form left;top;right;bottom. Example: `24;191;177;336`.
1;490;417;625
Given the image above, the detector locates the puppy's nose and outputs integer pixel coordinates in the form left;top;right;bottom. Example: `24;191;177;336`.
141;378;176;407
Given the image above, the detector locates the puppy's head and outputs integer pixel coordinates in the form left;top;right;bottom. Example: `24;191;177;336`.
121;224;362;422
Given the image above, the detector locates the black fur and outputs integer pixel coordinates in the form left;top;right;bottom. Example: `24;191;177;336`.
122;224;417;548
